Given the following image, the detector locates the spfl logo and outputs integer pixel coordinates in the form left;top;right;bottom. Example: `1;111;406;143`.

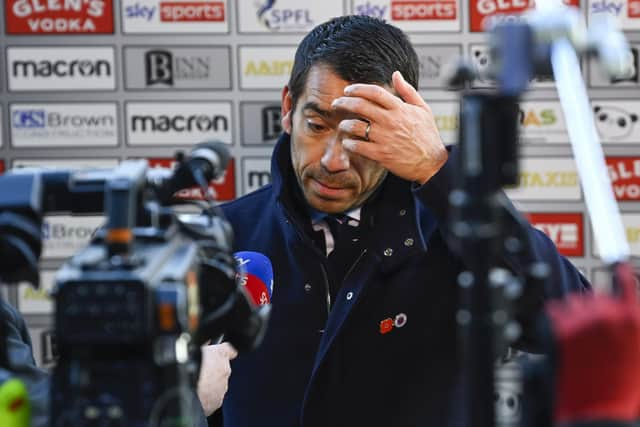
255;0;313;30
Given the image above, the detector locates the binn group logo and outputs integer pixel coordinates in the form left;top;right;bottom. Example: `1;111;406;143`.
239;0;343;32
10;103;118;147
147;157;236;201
353;0;460;32
6;0;114;34
470;0;580;32
527;213;584;257
126;102;232;146
124;46;231;90
8;47;116;91
122;0;227;33
415;45;462;89
240;102;282;145
606;157;640;201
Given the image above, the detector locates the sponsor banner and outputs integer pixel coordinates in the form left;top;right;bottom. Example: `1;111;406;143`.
505;157;581;201
592;100;640;144
239;46;296;89
147;157;236;200
415;44;462;88
18;271;56;315
430;101;460;144
10;103;118;148
469;44;558;88
241;102;282;145
606;157;640;201
28;327;57;369
42;215;103;259
592;266;640;293
588;0;640;31
589;44;639;87
526;213;584;257
242;157;272;195
122;0;228;33
0;161;5;174
352;0;461;32
124;46;231;90
593;213;640;258
7;46;116;91
238;0;344;33
470;0;580;32
126;102;232;146
518;100;568;144
6;0;114;34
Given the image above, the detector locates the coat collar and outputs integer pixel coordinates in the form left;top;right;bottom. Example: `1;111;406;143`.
270;133;433;273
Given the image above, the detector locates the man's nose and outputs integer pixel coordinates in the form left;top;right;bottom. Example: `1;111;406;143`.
320;138;350;173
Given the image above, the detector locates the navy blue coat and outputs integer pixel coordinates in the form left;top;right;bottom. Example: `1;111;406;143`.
220;134;589;427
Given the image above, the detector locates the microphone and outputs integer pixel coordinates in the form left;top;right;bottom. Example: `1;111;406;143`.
234;251;274;306
156;141;231;203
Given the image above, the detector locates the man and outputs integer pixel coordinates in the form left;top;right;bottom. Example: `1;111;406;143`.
219;15;589;427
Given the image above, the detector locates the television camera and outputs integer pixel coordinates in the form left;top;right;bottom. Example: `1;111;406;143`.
0;142;270;427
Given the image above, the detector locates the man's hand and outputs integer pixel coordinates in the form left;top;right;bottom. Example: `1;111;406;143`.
197;343;238;417
332;71;448;185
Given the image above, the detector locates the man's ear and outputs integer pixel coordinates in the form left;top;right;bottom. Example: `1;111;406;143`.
281;86;293;135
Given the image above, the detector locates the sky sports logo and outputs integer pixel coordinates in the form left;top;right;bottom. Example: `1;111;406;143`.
125;1;224;21
353;0;460;31
10;103;118;147
122;0;227;32
8;47;115;91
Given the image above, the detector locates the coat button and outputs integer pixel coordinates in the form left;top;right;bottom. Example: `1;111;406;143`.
346;292;354;300
399;209;407;216
404;238;414;247
304;283;312;292
384;248;393;257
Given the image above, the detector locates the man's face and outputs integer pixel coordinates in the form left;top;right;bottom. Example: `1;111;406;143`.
280;65;387;214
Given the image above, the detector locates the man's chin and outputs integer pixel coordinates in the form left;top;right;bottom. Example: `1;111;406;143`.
306;194;353;214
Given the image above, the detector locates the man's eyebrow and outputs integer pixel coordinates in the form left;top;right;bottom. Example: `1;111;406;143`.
301;102;332;118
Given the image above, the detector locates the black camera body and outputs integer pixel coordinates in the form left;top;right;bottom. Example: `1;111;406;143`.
52;213;205;427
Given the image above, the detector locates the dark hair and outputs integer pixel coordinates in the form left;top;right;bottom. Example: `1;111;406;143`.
288;15;419;111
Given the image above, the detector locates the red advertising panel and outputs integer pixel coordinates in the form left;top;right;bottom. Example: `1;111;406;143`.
6;0;114;34
391;0;458;20
0;160;5;174
527;213;584;257
147;157;236;201
160;1;225;22
606;157;640;201
469;0;579;32
630;0;640;18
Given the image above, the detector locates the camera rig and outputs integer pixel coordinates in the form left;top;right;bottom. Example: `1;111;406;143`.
0;142;270;427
